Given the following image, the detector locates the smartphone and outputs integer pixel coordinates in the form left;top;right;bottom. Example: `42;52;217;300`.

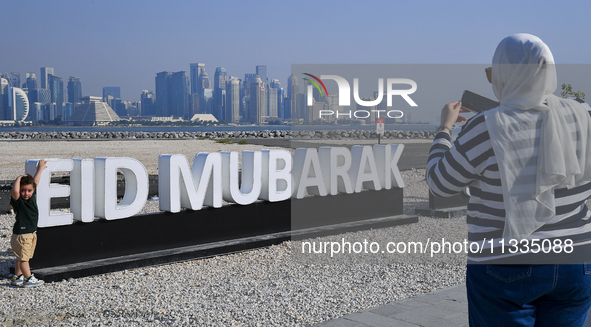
461;90;499;113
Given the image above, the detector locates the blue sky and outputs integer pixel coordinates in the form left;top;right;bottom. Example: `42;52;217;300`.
3;0;591;120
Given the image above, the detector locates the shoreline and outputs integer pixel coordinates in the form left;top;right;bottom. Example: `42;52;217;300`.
0;129;436;141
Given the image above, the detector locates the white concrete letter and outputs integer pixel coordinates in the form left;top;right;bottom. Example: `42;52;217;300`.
95;157;148;220
349;146;382;192
221;151;262;205
260;150;292;202
319;147;353;195
158;153;223;213
292;148;327;199
25;159;73;227
71;159;95;223
373;144;405;189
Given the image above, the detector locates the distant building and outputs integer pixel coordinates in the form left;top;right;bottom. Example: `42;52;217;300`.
190;114;218;122
249;77;266;124
190;63;205;94
68;96;120;126
169;71;189;118
31;102;43;122
40;67;54;89
12;88;29;121
288;74;298;120
48;74;64;119
225;77;240;123
155;72;170;116
10;73;20;88
155;71;189;118
34;89;51;120
256;65;267;84
67;76;82;104
0;78;9;120
194;65;210;114
269;79;281;118
268;85;278;117
213;67;227;121
102;87;120;101
140;90;156;116
25;73;37;90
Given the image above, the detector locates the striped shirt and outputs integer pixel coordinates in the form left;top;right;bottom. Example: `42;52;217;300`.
427;109;591;263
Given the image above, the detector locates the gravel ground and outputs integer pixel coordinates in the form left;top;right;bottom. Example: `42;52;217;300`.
0;139;467;326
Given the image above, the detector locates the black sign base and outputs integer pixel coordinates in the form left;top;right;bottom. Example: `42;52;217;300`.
26;188;416;282
33;215;416;282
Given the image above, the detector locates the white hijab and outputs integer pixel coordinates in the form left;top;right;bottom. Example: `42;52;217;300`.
484;34;591;240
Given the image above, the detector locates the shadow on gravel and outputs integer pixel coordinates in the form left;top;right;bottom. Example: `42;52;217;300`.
0;249;15;278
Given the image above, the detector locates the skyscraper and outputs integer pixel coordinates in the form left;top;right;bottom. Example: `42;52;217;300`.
198;71;211;114
288;74;298;120
140;90;156;116
35;89;51;121
49;74;64;119
268;85;278;118
155;72;171;116
256;65;267;84
213;67;227;120
155;71;189;118
190;63;205;94
102;87;121;101
225;77;240;123
269;79;281;118
169;71;189;118
270;79;284;120
25;73;37;90
68;77;82;104
10;73;20;88
249;77;266;124
40;67;54;89
0;78;9;120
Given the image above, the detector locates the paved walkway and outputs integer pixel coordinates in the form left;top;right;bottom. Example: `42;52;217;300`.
313;282;591;327
313;284;468;327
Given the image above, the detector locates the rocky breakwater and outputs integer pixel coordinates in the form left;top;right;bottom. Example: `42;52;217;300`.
0;129;436;140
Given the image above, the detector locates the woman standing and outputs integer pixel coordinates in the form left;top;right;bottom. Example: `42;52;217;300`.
427;34;591;326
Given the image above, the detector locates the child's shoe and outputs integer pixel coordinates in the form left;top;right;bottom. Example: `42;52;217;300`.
10;274;23;286
23;274;44;288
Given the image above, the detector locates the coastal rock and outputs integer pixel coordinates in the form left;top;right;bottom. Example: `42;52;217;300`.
0;128;437;141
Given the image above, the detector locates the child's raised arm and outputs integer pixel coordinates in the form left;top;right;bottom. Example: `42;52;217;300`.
11;175;23;201
33;159;47;187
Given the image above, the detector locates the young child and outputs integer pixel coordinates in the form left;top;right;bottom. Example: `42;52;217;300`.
10;159;47;287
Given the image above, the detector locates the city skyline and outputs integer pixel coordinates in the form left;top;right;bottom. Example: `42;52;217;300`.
3;0;591;122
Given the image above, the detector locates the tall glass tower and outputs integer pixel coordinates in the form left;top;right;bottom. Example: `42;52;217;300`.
49;74;64;119
155;72;171;116
288;74;298;120
155;71;189;118
40;67;54;89
225;77;240;123
169;71;189;119
256;65;267;84
68;77;82;104
190;63;205;94
213;67;227;120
